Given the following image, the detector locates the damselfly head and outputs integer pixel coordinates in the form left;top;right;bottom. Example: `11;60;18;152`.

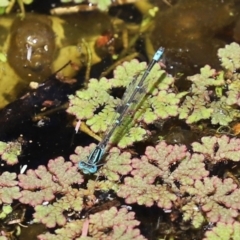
79;161;97;174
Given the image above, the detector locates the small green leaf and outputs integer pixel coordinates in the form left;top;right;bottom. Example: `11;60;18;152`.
211;98;235;126
0;187;20;204
0;205;13;219
218;42;240;71
102;148;132;181
204;222;233;240
192;135;240;163
0;140;22;165
117;126;146;148
187;107;213;123
34;203;66;228
182;202;205;228
118;176;177;208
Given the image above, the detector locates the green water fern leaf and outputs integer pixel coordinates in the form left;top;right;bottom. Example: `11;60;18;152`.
68;58;168;147
218;42;240;71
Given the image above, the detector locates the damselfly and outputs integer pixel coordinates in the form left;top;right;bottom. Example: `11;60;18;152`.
79;47;165;174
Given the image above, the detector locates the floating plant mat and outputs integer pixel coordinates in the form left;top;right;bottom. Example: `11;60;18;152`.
0;1;240;239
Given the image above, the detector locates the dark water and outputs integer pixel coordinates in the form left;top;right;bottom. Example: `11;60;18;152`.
0;1;240;239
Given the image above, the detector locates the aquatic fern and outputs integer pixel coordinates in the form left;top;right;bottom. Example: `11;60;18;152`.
0;172;20;204
118;176;177;208
68;59;176;148
192;135;240;163
204;222;240;240
218;42;240;71
182;177;240;224
178;65;226;124
18;157;84;206
2;43;240;239
210;96;238;126
88;207;146;239
0;140;22;165
37;219;84;240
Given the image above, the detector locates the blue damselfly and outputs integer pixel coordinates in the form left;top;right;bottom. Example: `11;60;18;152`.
79;47;165;174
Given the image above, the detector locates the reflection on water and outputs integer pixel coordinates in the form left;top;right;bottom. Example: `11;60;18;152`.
152;0;239;74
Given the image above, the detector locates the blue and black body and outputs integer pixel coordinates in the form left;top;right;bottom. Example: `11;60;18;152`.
79;47;165;174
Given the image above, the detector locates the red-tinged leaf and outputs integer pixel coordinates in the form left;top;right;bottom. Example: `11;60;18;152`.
222;188;240;209
0;172;20;204
145;141;187;166
48;157;83;186
109;225;147;240
18;157;84;206
202;200;238;224
118;176;177;209
19;189;55;206
182;177;240;224
18;167;55;190
34;203;67;228
89;207;142;238
37;220;84;240
60;188;84;212
34;188;85;229
131;141;187;182
0;186;21;204
170;153;209;185
102;148;132;181
0;172;18;187
192;135;240;163
131;156;161;184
